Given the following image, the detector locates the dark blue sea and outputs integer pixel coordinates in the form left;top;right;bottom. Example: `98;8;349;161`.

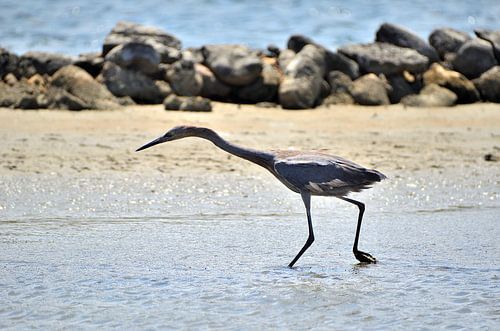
1;0;499;55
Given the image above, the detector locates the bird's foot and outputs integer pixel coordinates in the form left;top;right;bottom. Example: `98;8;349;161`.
354;250;377;264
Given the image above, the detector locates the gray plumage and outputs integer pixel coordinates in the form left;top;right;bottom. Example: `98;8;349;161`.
137;125;386;267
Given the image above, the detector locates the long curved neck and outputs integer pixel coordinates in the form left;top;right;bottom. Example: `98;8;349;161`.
193;128;275;170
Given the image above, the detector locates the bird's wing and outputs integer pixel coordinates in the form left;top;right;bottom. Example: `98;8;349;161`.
274;154;385;194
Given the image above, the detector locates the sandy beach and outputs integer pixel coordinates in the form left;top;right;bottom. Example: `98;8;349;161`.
1;103;499;178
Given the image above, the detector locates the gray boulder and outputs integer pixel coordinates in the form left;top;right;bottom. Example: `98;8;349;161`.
376;23;439;62
163;94;212;112
452;39;497;78
73;52;104;77
166;59;203;96
1;48;19;78
473;66;500;102
278;45;326;109
51;65;121;109
17;51;74;78
236;60;281;103
429;28;471;59
182;48;205;64
202;44;263;86
423;63;480;103
338;42;429;75
401;84;457;107
286;34;359;79
105;42;160;75
103;21;181;56
475;29;500;63
99;61;170;104
195;63;232;99
349;74;391;106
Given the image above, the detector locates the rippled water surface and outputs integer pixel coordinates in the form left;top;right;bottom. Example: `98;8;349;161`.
1;170;499;329
1;0;499;55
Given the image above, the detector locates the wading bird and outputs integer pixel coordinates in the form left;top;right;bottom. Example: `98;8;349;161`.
137;126;386;267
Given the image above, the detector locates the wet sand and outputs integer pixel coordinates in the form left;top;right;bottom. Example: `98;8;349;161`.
1;102;499;177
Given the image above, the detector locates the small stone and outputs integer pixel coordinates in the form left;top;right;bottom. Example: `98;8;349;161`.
166;59;202;96
376;23;439;62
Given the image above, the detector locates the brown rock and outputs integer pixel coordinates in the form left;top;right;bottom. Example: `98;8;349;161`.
423;63;480;103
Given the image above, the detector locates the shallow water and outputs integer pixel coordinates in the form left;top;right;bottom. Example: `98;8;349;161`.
1;0;499;55
0;170;499;329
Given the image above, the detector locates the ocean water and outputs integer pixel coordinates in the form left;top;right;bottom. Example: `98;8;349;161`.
0;170;499;329
0;0;499;56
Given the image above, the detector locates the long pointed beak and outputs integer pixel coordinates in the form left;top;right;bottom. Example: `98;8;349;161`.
136;136;166;152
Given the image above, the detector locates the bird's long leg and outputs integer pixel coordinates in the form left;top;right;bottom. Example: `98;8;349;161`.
288;191;314;268
340;197;377;264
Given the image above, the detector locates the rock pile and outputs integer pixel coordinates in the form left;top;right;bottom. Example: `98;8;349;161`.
1;21;499;110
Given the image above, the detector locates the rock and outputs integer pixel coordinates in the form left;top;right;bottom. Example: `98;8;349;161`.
423;63;480;103
266;44;280;57
51;65;121;109
73;52;104;77
202;44;263;86
429;28;471;59
386;73;418;103
286;34;359;79
166;59;202;96
278;45;326;109
278;49;296;72
0;79;46;108
338;42;429;75
326;52;360;79
401;84;457;107
287;35;316;53
163;94;182;110
103;21;181;56
322;92;354;106
452;39;497;79
484;153;498;162
182;48;204;64
16;51;74;78
47;88;87;110
236;60;280;103
105;42;160;75
3;73;17;86
195;63;231;100
475;29;500;63
376;23;439;62
349;73;391;106
179;96;212;112
99;61;170;104
0;48;19;78
163;94;212;112
473;66;500;102
327;71;353;93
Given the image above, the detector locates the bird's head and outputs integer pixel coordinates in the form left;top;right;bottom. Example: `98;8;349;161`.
136;125;208;152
